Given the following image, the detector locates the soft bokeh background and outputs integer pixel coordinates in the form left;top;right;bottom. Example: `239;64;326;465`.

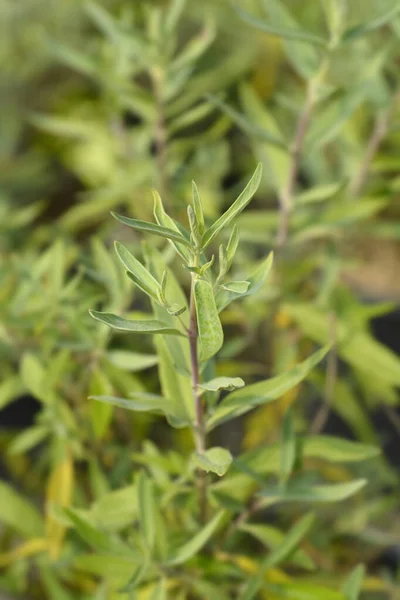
1;0;400;598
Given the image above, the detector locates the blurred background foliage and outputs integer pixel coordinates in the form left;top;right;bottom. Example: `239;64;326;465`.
1;0;400;598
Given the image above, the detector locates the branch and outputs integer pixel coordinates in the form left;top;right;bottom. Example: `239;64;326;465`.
277;85;315;248
349;109;392;198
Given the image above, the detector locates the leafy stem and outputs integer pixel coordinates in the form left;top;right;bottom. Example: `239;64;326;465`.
189;252;208;522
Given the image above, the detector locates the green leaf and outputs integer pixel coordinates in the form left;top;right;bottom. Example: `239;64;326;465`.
167;511;225;565
91;238;122;308
240;514;315;597
342;4;400;42
20;353;52;404
322;0;347;38
0;377;23;411
216;252;273;312
274;582;345;600
285;302;400;386
0;481;44;538
7;426;49;456
342;564;365;600
73;554;141;588
202;163;263;248
295;181;344;205
195;447;233;476
149;580;167;600
90;368;113;440
152;191;192;262
259;0;322;77
235;3;326;46
105;350;158;371
137;472;156;552
89;393;187;426
165;0;187;33
44;43;97;77
90;485;137;531
65;507;121;552
89;311;183;336
114;242;161;301
206;94;285;148
208;346;328;429
111;212;191;247
226;224;240;266
305;436;379;462
199;377;245;392
263;512;315;569
259;479;367;503
280;408;296;484
118;563;148;594
194;279;224;361
85;0;120;41
221;281;250;294
192;181;205;236
239;523;314;570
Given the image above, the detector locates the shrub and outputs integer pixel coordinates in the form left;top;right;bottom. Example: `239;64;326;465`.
1;1;400;599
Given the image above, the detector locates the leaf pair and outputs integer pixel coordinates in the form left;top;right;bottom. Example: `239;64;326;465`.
112;163;262;256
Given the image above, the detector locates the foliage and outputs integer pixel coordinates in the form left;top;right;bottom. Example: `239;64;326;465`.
1;0;400;599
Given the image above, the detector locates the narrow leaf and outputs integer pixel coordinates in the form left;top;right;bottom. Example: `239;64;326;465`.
199;377;245;392
262;512;315;569
305;436;379;462
195;447;233;476
105;350;158;371
342;564;365;600
137;472;156;551
64;508;115;552
152;191;192;261
221;281;250;294
208;346;328;429
260;479;367;503
194;279;224;361
234;4;326;46
90;393;185;423
202;163;263;248
226;224;240;267
192;181;205;235
114;242;160;301
0;481;43;538
149;580;167;600
216;252;273;312
206;95;285;148
111;212;191;247
89;311;183;336
239;523;314;570
342;4;400;42
167;511;225;565
280;407;296;484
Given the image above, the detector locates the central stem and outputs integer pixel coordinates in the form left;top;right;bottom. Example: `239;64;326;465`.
189;262;207;522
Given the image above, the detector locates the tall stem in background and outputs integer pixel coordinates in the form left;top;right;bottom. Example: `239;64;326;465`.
188;256;207;522
349;110;391;198
276;83;316;248
152;67;169;200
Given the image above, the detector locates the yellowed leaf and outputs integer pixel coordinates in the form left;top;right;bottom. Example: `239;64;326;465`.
0;538;47;567
46;451;74;560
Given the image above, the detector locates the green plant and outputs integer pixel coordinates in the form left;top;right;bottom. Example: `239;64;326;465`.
73;164;379;599
2;1;400;598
